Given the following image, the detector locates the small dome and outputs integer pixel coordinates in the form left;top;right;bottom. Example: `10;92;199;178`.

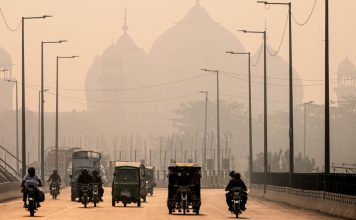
337;58;356;76
0;47;12;64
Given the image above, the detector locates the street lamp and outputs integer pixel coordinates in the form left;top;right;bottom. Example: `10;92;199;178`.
226;51;253;181
238;29;267;193
21;15;51;177
199;90;208;174
38;89;49;166
201;69;221;176
55;55;79;170
257;0;295;175
303;101;314;159
5;79;19;172
41;40;66;181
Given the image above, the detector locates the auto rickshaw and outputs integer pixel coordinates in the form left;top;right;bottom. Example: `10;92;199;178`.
167;163;201;215
111;162;146;207
145;166;156;196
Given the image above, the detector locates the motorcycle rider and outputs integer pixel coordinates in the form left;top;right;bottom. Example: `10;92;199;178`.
225;172;248;211
91;170;104;201
77;169;93;202
47;170;62;194
21;167;43;208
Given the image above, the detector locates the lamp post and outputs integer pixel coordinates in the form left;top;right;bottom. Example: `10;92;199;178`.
239;29;267;193
55;55;78;170
303;101;314;159
199;90;208;173
201;69;221;176
258;0;295;175
38;89;49;166
226;51;253;181
41;40;66;181
6;79;19;172
21;15;51;177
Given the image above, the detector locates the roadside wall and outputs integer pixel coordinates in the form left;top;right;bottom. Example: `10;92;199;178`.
0;182;21;202
250;184;356;220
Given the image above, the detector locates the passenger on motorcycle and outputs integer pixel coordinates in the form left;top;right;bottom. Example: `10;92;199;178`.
225;172;248;211
91;170;104;201
21;167;43;208
77;169;93;202
47;170;62;194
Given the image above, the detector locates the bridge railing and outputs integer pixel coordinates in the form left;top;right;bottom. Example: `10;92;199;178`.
251;172;356;196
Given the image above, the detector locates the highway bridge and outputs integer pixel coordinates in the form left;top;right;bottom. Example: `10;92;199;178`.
0;187;348;220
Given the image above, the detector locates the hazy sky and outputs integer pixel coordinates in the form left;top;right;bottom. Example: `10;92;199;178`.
1;0;356;112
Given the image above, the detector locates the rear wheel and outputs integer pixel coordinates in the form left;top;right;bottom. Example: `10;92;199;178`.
168;208;173;214
71;194;76;201
195;208;200;215
112;198;115;207
123;202;127;207
137;200;141;207
143;196;146;203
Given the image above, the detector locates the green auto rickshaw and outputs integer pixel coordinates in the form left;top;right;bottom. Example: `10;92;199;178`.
111;162;146;207
145;166;156;196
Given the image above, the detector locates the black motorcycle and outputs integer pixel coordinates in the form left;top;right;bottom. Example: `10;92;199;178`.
229;187;245;218
79;183;90;208
91;183;99;207
26;185;38;216
50;181;60;199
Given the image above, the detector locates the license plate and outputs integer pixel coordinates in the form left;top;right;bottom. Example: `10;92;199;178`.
121;191;131;197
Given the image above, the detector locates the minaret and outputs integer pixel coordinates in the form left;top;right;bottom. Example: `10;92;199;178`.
0;47;14;112
123;8;128;33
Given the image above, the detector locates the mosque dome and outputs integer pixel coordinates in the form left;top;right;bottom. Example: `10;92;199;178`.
334;58;356;101
336;58;356;77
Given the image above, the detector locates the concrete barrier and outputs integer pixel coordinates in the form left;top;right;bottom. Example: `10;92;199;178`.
0;182;22;203
250;185;356;220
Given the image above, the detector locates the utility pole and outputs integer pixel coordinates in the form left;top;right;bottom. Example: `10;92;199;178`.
226;51;253;181
21;15;51;177
201;69;221;176
239;29;267;193
199;91;208;172
325;0;330;174
55;55;78;171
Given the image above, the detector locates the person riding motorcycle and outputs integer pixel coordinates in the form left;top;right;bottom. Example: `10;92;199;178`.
91;170;104;201
47;170;62;194
225;172;248;211
77;169;93;202
21;167;43;208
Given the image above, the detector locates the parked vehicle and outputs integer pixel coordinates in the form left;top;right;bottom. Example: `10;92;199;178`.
70;150;101;201
167;163;201;215
111;162;145;207
145;166;156;196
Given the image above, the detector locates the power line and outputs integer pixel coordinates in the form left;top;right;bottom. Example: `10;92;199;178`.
267;13;289;57
26;72;212;92
251;44;263;67
0;7;21;32
292;0;318;26
47;91;200;104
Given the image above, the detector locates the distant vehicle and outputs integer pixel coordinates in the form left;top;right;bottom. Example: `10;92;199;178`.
70;150;101;201
145;166;156;196
112;162;146;207
167;163;201;215
50;181;60;199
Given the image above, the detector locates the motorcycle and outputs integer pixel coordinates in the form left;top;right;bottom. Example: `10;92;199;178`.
230;187;245;218
79;183;90;208
50;181;60;199
91;183;99;207
26;185;38;217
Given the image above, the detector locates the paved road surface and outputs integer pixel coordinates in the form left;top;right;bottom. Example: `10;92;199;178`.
0;188;346;219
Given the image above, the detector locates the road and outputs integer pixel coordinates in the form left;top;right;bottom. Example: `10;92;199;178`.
0;187;346;219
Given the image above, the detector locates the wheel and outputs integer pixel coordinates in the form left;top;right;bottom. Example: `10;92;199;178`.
236;213;239;218
168;208;173;214
137;200;141;207
195;208;199;215
30;210;35;217
112;198;115;207
143;196;146;203
123;202;127;207
94;202;97;207
71;194;76;201
150;193;153;196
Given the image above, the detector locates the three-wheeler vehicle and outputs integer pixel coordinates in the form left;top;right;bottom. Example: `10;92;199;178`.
112;162;146;207
145;166;156;196
167;163;201;215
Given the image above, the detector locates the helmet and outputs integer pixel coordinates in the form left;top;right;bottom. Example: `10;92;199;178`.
82;169;88;174
53;170;58;174
229;171;235;177
28;167;36;177
92;170;98;175
234;172;241;179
